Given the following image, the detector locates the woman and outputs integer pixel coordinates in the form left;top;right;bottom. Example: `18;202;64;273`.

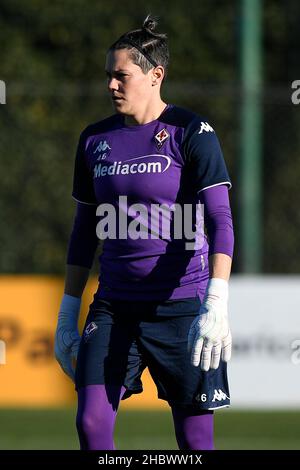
55;15;234;450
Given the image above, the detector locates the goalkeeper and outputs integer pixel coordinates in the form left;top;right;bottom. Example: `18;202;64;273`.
55;15;234;450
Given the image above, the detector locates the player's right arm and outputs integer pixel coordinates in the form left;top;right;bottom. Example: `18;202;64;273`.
54;265;90;382
55;129;98;381
54;203;99;382
64;264;90;298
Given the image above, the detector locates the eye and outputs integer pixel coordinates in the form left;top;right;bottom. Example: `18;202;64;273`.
116;73;127;79
105;72;128;81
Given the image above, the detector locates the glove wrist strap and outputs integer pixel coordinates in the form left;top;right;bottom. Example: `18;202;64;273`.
58;294;81;328
204;278;229;303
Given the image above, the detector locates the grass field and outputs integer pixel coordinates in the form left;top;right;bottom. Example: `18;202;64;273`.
0;409;299;450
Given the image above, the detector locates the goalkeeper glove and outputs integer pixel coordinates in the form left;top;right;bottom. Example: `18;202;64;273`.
54;294;81;382
187;278;232;371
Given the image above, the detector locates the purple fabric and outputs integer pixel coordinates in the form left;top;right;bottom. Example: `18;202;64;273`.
67;187;233;295
76;384;126;450
199;185;234;258
171;406;214;450
67;202;99;269
76;384;214;450
71;105;232;301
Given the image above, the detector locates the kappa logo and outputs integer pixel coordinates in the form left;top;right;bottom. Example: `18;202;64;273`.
212;389;230;402
198;122;214;134
94;140;111;160
154;128;170;149
83;322;98;342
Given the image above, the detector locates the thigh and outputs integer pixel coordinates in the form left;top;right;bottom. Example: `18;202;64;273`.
138;298;230;410
75;298;146;394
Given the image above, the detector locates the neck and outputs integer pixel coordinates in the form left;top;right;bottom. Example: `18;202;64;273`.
124;100;168;126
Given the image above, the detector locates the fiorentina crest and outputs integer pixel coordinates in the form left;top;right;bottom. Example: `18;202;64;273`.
154;128;170;149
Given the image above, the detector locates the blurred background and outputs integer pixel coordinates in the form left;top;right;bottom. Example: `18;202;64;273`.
0;0;300;449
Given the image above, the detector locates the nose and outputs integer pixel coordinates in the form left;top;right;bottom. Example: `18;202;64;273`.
107;77;119;92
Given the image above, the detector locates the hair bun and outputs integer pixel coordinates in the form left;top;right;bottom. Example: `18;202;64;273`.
142;14;158;33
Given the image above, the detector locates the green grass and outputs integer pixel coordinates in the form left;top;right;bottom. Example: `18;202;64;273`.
0;409;300;449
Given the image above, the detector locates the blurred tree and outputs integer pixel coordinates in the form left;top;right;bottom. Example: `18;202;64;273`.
0;0;299;273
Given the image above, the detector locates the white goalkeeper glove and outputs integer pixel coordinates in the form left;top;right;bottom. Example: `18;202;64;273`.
187;278;232;371
54;294;81;382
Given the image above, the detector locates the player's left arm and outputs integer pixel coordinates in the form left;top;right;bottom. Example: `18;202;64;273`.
188;188;234;371
209;252;232;281
183;117;234;371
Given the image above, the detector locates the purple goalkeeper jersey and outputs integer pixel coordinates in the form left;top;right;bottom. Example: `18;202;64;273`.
72;104;231;301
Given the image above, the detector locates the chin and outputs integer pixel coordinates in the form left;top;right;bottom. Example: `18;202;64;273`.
113;101;126;113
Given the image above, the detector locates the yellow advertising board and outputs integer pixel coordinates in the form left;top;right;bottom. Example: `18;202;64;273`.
0;276;168;409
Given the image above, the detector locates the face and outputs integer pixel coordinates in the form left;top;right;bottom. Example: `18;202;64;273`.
105;49;156;116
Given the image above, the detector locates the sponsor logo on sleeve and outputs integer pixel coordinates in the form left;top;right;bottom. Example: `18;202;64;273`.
198;122;214;134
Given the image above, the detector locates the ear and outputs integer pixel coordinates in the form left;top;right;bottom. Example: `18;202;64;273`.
151;66;165;86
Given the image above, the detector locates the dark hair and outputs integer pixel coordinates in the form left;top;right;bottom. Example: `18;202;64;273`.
108;15;169;79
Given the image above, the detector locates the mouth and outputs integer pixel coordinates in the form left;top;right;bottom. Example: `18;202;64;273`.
112;96;123;102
